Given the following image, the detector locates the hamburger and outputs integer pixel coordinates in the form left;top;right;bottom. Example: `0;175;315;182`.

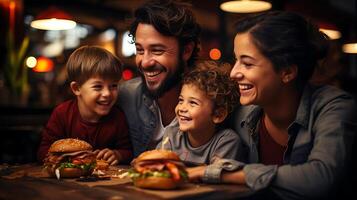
43;138;96;179
128;150;188;190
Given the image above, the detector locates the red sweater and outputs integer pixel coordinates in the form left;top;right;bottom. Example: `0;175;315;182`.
37;99;132;163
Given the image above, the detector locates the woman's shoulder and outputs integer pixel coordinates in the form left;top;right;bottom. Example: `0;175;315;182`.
311;84;353;98
306;84;357;123
231;105;259;120
229;105;261;132
309;84;356;108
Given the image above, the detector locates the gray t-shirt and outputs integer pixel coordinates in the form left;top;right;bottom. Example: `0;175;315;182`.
157;128;241;166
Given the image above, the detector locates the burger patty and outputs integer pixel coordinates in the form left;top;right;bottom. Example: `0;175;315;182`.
44;151;96;169
130;160;188;181
133;160;186;172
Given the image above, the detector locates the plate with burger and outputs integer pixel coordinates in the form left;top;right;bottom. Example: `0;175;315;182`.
43;138;96;179
128;149;188;190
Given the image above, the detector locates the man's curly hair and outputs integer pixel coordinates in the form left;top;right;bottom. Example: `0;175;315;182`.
183;61;240;114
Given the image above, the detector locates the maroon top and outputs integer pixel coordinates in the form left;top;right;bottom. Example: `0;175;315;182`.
259;116;286;166
37;99;132;163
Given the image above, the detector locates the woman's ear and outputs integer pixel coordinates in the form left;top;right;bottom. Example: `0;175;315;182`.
212;107;228;124
70;81;81;96
281;64;298;83
182;42;195;62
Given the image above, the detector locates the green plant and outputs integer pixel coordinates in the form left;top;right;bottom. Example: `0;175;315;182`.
4;30;29;97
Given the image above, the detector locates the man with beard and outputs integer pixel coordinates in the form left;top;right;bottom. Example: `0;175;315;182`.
118;0;201;157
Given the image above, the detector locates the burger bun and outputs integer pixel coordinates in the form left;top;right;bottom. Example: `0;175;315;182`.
49;138;93;153
134;149;180;163
47;167;93;178
133;176;181;190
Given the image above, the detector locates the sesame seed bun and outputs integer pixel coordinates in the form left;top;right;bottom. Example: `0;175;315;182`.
48;138;93;153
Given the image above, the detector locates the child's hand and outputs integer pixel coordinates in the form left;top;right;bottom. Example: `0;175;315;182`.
187;166;206;182
93;148;122;165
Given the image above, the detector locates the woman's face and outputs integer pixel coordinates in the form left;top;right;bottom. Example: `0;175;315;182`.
230;32;284;106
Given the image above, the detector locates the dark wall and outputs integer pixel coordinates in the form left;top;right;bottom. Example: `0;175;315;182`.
0;106;51;164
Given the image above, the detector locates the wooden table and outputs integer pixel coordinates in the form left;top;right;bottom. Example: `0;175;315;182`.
0;164;254;200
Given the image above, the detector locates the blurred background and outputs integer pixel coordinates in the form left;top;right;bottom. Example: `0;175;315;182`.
0;0;356;164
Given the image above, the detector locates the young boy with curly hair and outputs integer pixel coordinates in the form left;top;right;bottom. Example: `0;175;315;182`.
157;61;241;166
37;46;132;165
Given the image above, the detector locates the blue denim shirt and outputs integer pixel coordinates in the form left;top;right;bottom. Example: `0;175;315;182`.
117;78;159;157
205;84;356;200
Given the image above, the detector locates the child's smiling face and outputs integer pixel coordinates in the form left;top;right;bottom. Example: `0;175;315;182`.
72;76;119;122
175;84;216;135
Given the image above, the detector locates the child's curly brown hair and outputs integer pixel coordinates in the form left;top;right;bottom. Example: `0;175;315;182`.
182;61;240;114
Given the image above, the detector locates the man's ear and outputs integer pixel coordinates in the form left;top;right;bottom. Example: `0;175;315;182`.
212;107;228;124
281;64;298;83
70;81;81;96
182;42;195;62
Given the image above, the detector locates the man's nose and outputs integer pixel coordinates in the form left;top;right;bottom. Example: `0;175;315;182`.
141;53;155;68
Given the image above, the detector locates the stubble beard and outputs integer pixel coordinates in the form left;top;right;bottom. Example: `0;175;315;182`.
142;58;185;99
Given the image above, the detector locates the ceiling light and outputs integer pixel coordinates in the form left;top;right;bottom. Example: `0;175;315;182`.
30;7;76;30
342;43;357;54
319;28;341;40
220;0;272;13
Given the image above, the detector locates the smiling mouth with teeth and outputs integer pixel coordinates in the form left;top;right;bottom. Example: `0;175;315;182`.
179;115;191;121
97;101;111;106
239;84;253;90
145;71;161;77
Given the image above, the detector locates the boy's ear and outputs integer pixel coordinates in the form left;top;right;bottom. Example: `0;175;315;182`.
182;42;194;62
212;107;228;124
70;81;81;96
280;64;298;83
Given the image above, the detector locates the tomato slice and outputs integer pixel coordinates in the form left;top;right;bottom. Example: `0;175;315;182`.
72;159;83;165
166;162;180;181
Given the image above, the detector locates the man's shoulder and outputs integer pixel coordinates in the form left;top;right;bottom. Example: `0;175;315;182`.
119;77;143;93
118;77;145;103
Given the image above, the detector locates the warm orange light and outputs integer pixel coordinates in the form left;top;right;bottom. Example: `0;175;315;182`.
209;48;221;60
342;43;357;54
30;6;76;30
33;57;54;72
9;0;15;32
122;69;134;80
220;0;272;13
318;22;341;40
